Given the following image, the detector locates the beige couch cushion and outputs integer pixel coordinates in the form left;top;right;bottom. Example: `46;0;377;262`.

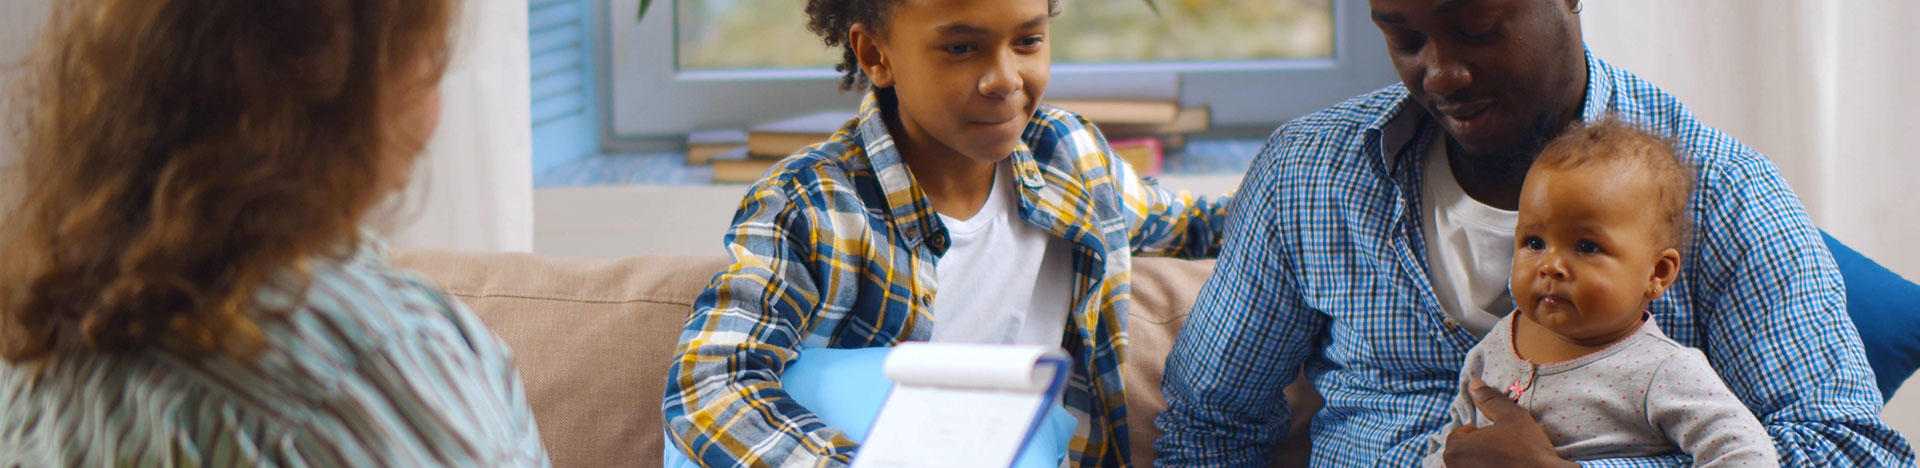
1120;258;1215;466
1122;259;1317;468
395;251;730;468
394;251;1310;468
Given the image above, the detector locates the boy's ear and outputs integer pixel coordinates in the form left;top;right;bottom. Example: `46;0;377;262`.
849;23;893;88
1645;248;1682;301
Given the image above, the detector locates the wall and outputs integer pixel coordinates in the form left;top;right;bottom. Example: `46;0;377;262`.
0;0;532;252
1582;0;1920;280
382;0;535;252
1583;0;1919;443
0;0;53;168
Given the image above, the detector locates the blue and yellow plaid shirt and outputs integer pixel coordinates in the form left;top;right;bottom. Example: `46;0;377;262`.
665;92;1228;468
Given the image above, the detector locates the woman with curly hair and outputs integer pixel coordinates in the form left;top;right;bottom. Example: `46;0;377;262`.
662;0;1229;467
0;0;549;465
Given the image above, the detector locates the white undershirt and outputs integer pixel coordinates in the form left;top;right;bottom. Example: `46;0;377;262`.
1420;132;1519;338
930;162;1074;348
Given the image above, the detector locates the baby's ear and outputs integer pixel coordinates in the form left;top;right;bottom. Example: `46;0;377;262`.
1645;248;1682;300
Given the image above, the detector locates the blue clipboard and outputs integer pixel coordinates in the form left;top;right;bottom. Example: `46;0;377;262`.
663;346;1075;468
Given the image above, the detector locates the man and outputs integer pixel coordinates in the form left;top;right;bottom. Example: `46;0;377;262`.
1152;0;1915;466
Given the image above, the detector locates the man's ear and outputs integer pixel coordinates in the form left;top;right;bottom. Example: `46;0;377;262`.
1645;248;1682;300
849;23;893;88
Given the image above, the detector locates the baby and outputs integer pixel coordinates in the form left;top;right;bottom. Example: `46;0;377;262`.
1424;119;1777;466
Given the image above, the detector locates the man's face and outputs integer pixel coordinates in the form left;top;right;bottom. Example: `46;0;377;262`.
1368;0;1587;159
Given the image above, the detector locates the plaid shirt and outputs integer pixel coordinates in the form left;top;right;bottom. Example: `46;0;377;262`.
1155;51;1915;467
665;92;1228;468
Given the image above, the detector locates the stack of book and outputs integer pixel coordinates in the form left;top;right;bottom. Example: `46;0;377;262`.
689;111;854;184
1046;99;1210;177
687;98;1205;183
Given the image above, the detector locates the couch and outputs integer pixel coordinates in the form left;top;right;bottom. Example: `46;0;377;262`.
392;251;1318;468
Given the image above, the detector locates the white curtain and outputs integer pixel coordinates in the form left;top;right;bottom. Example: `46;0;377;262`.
384;0;535;252
1584;0;1920;438
1;0;532;250
1583;0;1920;280
0;0;54;172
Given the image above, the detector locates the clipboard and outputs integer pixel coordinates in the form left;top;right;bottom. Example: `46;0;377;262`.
849;343;1072;468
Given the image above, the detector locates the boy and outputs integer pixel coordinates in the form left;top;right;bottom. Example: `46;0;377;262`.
1425;119;1776;466
662;0;1228;467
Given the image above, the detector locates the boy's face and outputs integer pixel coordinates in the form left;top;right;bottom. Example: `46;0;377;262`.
864;0;1051;163
1510;162;1680;346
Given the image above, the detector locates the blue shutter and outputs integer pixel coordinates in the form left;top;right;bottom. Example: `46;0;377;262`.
529;0;599;173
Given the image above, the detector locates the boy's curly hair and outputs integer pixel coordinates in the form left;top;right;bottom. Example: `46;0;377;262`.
805;0;1059;91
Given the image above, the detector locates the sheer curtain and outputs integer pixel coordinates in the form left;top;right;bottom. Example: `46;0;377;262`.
383;0;535;252
1582;0;1920;439
1582;0;1919;279
7;1;533;251
0;0;54;172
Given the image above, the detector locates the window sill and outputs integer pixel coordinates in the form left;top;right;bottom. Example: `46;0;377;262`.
534;138;1264;189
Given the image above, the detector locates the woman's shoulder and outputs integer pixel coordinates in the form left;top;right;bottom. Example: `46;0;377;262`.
0;247;482;464
292;246;471;354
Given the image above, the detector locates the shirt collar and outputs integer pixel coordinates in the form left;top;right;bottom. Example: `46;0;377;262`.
852;91;1050;251
1376;47;1615;170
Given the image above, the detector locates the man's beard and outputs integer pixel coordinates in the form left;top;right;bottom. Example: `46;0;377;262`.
1445;111;1565;182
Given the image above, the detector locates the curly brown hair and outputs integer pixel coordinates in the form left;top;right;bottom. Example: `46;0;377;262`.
0;0;458;363
805;0;1059;91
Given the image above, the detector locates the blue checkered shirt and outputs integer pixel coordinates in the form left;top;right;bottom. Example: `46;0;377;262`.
1153;51;1914;467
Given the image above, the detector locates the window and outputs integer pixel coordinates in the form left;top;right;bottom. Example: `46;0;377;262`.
676;0;1334;70
604;0;1396;147
529;0;601;172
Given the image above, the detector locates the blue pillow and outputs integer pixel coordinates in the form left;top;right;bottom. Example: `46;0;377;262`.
664;347;1077;467
1822;231;1920;400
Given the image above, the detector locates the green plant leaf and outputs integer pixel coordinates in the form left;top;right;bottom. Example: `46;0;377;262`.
1141;0;1160;15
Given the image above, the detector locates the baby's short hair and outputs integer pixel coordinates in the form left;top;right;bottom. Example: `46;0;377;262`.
1533;118;1695;250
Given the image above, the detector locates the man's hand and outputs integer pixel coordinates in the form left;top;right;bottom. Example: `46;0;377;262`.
1441;379;1579;468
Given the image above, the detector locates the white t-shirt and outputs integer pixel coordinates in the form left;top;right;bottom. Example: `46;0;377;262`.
1420;133;1519;338
930;163;1075;348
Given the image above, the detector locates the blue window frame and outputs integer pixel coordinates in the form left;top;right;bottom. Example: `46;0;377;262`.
529;0;601;173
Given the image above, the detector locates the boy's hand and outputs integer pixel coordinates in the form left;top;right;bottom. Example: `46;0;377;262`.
1442;379;1579;468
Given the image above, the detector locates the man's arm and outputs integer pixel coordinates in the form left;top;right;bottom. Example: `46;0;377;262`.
1688;150;1912;465
662;180;857;468
1152;134;1326;466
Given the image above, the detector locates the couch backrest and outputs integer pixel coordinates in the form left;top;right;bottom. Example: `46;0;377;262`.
396;251;729;468
394;251;1305;468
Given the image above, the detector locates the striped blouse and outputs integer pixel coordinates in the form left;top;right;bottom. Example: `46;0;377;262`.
0;240;550;467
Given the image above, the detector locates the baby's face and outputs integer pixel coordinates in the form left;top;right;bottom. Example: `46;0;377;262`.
1510;163;1673;346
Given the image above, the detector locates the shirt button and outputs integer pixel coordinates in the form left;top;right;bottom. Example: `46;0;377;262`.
1442;318;1462;330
